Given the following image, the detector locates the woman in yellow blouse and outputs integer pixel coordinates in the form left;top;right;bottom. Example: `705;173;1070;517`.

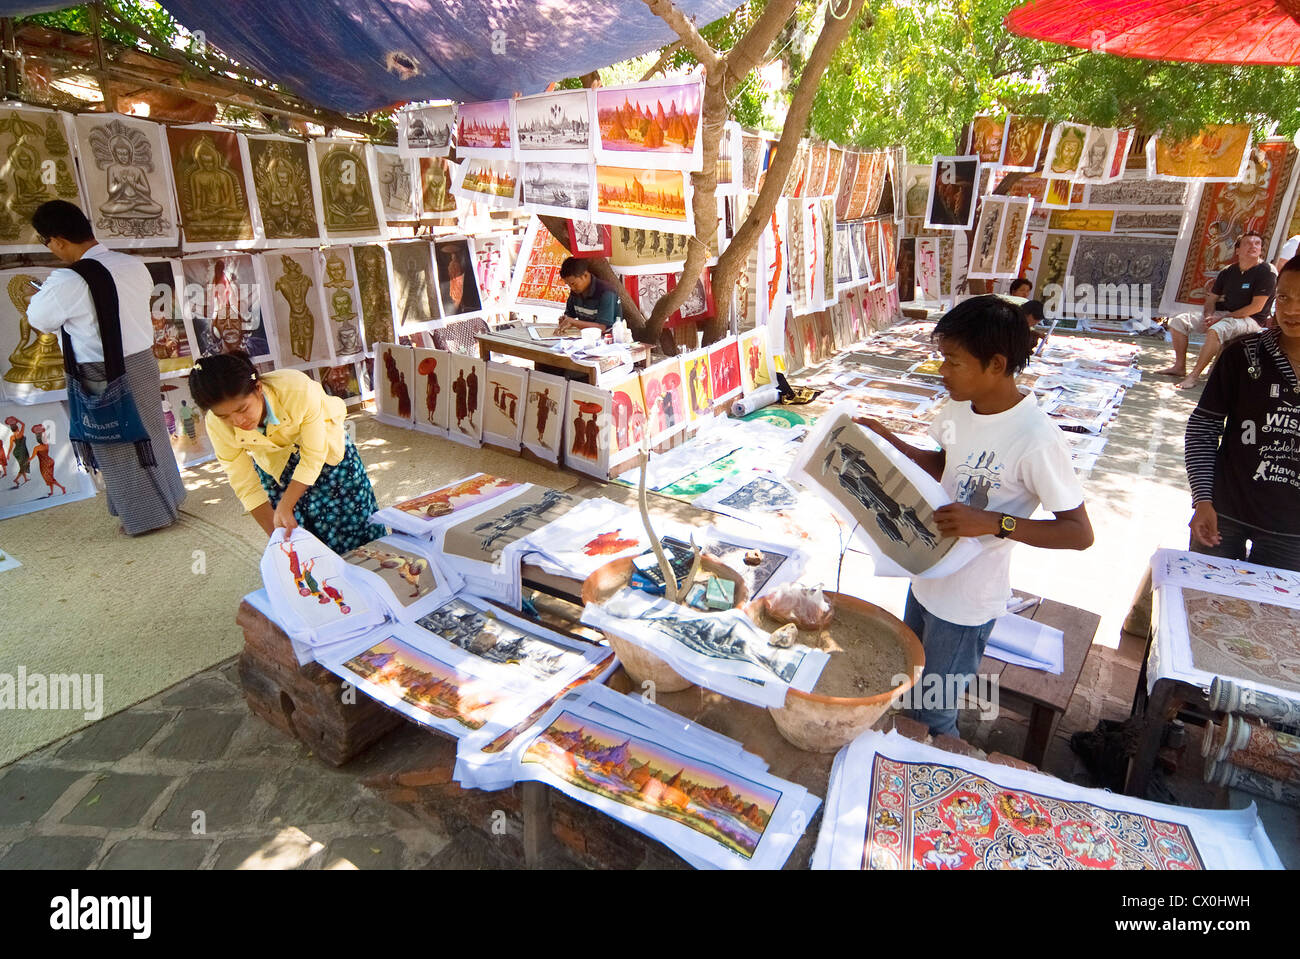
188;351;386;553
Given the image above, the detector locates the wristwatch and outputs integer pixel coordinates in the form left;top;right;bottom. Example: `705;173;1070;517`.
996;514;1017;539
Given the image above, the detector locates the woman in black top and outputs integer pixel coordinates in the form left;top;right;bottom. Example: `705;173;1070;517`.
1184;257;1300;571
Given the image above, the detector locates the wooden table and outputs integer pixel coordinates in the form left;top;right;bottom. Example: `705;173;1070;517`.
976;594;1101;768
477;328;651;385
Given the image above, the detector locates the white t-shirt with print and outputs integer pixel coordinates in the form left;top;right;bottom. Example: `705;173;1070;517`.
910;393;1085;626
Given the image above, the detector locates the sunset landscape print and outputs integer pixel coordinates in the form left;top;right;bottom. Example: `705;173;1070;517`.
597;167;688;223
596;82;700;155
344;637;500;730
523;711;779;858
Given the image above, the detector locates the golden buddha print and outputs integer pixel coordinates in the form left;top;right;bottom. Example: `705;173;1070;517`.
3;272;64;391
0;109;87;248
167;127;254;244
249;138;320;240
316;141;380;235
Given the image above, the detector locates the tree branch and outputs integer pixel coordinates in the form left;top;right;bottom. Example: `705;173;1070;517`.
642;0;720;71
639;39;683;82
721;0;798;96
710;0;869;336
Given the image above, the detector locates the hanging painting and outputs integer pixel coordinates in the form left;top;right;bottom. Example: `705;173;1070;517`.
397;103;455;157
447;352;486;447
513;88;594;164
608;225;693;272
352;244;397;347
72;112;178;248
520;161;594;218
432;236;484;320
316;247;365;361
0;105;85;253
1075;127;1120;184
566;219;612;258
482;362;528;450
1149;124;1253;182
451;157;520;209
1072;236;1176;318
166;124;257;251
522;369;565;462
411;347;450;437
0;399;94;519
509;217;570;314
639;357;687;444
180;254;272;362
994;198;1034;279
1042;122;1089;179
145;260;194;379
245;134;324;245
563;380;612;479
924;156;979;230
1175;141;1296;305
472;231;513;313
388;239;440;332
594;166;691;230
457;99;514;159
373;145;421;221
594;78;703;172
1000;115;1047;173
312;139;386;242
259;249;333;368
419;156;458;216
966;115;1006;164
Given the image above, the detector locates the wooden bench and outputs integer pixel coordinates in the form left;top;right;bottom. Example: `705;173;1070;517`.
975;594;1100;768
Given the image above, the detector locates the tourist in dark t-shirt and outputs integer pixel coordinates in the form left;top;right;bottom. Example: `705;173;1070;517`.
1162;232;1277;389
1183;256;1300;570
556;256;622;334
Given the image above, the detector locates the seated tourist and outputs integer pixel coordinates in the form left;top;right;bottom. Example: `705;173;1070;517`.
1159;232;1276;390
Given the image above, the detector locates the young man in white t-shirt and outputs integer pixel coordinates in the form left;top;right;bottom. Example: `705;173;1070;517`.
857;295;1094;737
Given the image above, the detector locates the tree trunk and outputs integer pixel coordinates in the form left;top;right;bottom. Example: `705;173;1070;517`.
706;0;869;343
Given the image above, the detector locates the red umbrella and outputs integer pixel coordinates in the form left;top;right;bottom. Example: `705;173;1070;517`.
574;400;604;415
1006;0;1300;65
417;357;438;375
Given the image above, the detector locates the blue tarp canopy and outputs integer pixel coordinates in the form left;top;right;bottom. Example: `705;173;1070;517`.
129;0;746;115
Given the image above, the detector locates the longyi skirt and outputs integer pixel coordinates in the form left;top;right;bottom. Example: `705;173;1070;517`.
255;435;387;554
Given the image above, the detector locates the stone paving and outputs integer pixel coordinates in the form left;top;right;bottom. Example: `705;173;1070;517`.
0;660;452;870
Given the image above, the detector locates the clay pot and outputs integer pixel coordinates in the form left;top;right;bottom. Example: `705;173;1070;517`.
766;592;925;754
581;555;749;693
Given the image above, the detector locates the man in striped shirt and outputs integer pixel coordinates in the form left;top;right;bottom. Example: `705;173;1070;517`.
1184;256;1300;571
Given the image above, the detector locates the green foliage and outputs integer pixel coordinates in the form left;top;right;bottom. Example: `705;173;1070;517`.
21;1;182;51
808;0;1300;162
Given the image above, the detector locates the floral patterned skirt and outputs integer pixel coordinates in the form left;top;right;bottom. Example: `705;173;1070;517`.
255;436;387;554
